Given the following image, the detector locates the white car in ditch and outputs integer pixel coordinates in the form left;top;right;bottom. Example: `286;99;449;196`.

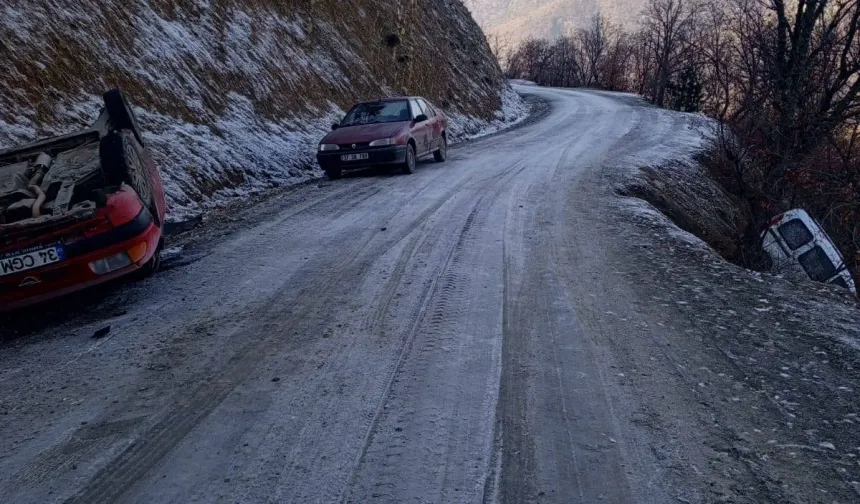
762;209;856;296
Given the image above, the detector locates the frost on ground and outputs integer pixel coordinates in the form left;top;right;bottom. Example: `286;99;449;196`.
603;197;860;501
0;0;520;221
1;87;525;223
597;91;860;501
607;92;858;347
447;86;528;142
613;105;748;261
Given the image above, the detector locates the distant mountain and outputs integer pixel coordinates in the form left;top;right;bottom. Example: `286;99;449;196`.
464;0;646;46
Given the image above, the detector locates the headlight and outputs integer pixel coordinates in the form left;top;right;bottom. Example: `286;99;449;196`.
319;144;339;152
369;138;395;147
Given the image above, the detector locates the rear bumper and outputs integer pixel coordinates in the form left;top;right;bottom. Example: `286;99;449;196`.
317;145;407;171
0;208;161;312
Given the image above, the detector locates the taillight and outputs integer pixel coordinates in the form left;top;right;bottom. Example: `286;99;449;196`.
769;214;784;227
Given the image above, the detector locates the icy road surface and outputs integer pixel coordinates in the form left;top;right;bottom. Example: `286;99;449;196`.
1;86;858;504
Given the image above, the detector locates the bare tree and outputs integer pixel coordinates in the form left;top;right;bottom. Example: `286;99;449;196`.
601;30;634;91
486;32;512;70
760;0;860;184
578;13;613;87
689;1;736;118
506;38;556;84
551;36;581;87
640;0;699;106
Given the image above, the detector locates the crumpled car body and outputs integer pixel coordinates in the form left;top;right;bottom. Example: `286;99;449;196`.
0;89;167;312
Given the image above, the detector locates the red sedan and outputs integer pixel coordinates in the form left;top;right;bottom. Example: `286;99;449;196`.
0;89;167;312
317;97;448;179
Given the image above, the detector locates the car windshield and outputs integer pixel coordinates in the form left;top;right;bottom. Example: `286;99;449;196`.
340;101;410;126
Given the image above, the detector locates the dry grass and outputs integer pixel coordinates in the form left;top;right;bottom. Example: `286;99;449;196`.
1;0;505;139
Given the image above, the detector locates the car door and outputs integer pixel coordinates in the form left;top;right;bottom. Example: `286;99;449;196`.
409;99;430;155
418;99;442;150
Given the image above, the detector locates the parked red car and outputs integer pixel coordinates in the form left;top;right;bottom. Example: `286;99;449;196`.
317;97;448;179
0;89;167;312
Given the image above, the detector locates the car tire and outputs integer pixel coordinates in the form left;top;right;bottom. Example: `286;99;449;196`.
433;136;447;162
100;131;154;208
103;89;145;147
402;143;416;174
326;168;342;180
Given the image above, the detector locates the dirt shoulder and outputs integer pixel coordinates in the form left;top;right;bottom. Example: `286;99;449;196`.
601;153;860;502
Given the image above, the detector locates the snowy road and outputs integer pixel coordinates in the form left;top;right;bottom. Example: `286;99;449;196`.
1;86;857;504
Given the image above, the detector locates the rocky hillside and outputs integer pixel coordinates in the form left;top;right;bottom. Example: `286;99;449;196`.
465;0;646;46
0;0;524;219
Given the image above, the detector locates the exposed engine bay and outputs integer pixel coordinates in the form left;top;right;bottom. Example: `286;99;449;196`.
0;97;145;233
0;131;109;228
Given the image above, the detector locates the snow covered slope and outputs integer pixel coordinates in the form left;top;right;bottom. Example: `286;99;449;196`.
0;0;525;219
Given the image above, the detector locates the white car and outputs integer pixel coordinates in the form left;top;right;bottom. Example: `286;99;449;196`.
762;209;857;296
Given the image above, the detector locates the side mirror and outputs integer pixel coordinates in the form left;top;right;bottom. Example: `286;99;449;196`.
414;114;428;123
331;123;339;130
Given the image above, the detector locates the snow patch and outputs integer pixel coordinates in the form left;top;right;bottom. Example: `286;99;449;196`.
136;98;344;222
622;198;714;253
1;0;519;220
447;86;528;142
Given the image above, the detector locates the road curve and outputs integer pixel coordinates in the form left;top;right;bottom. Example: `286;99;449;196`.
1;86;713;504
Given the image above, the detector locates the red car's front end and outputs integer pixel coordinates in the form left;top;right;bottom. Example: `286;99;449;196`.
317;97;448;178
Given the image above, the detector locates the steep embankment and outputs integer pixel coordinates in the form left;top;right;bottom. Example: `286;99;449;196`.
0;0;523;219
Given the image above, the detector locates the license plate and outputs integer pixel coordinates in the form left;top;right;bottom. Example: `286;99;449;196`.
341;153;369;162
0;245;65;276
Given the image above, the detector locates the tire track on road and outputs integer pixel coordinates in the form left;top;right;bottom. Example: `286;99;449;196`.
342;159;530;504
60;174;476;504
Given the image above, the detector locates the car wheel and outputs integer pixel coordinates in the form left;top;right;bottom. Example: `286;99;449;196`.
326;168;342;180
100;130;154;209
402;144;416;174
433;136;447;162
103;89;145;147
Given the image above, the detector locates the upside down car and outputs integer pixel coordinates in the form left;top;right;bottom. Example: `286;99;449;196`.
0;89;167;312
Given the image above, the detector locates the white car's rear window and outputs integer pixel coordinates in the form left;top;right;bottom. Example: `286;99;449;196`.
799;246;837;282
778;219;813;251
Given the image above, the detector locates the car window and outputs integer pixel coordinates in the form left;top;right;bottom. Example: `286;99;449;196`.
798;246;838;282
409;99;423;119
341;101;410;126
778;219;814;251
830;275;850;290
418;99;435;118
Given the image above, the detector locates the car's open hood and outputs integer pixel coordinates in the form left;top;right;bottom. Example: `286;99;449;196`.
323;122;409;144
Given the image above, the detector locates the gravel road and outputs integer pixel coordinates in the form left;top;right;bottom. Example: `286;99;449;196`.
1;86;858;504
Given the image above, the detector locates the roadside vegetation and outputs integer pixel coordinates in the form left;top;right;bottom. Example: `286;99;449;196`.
502;0;860;288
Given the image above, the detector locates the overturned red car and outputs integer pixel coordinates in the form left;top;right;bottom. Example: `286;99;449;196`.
0;89;167;311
